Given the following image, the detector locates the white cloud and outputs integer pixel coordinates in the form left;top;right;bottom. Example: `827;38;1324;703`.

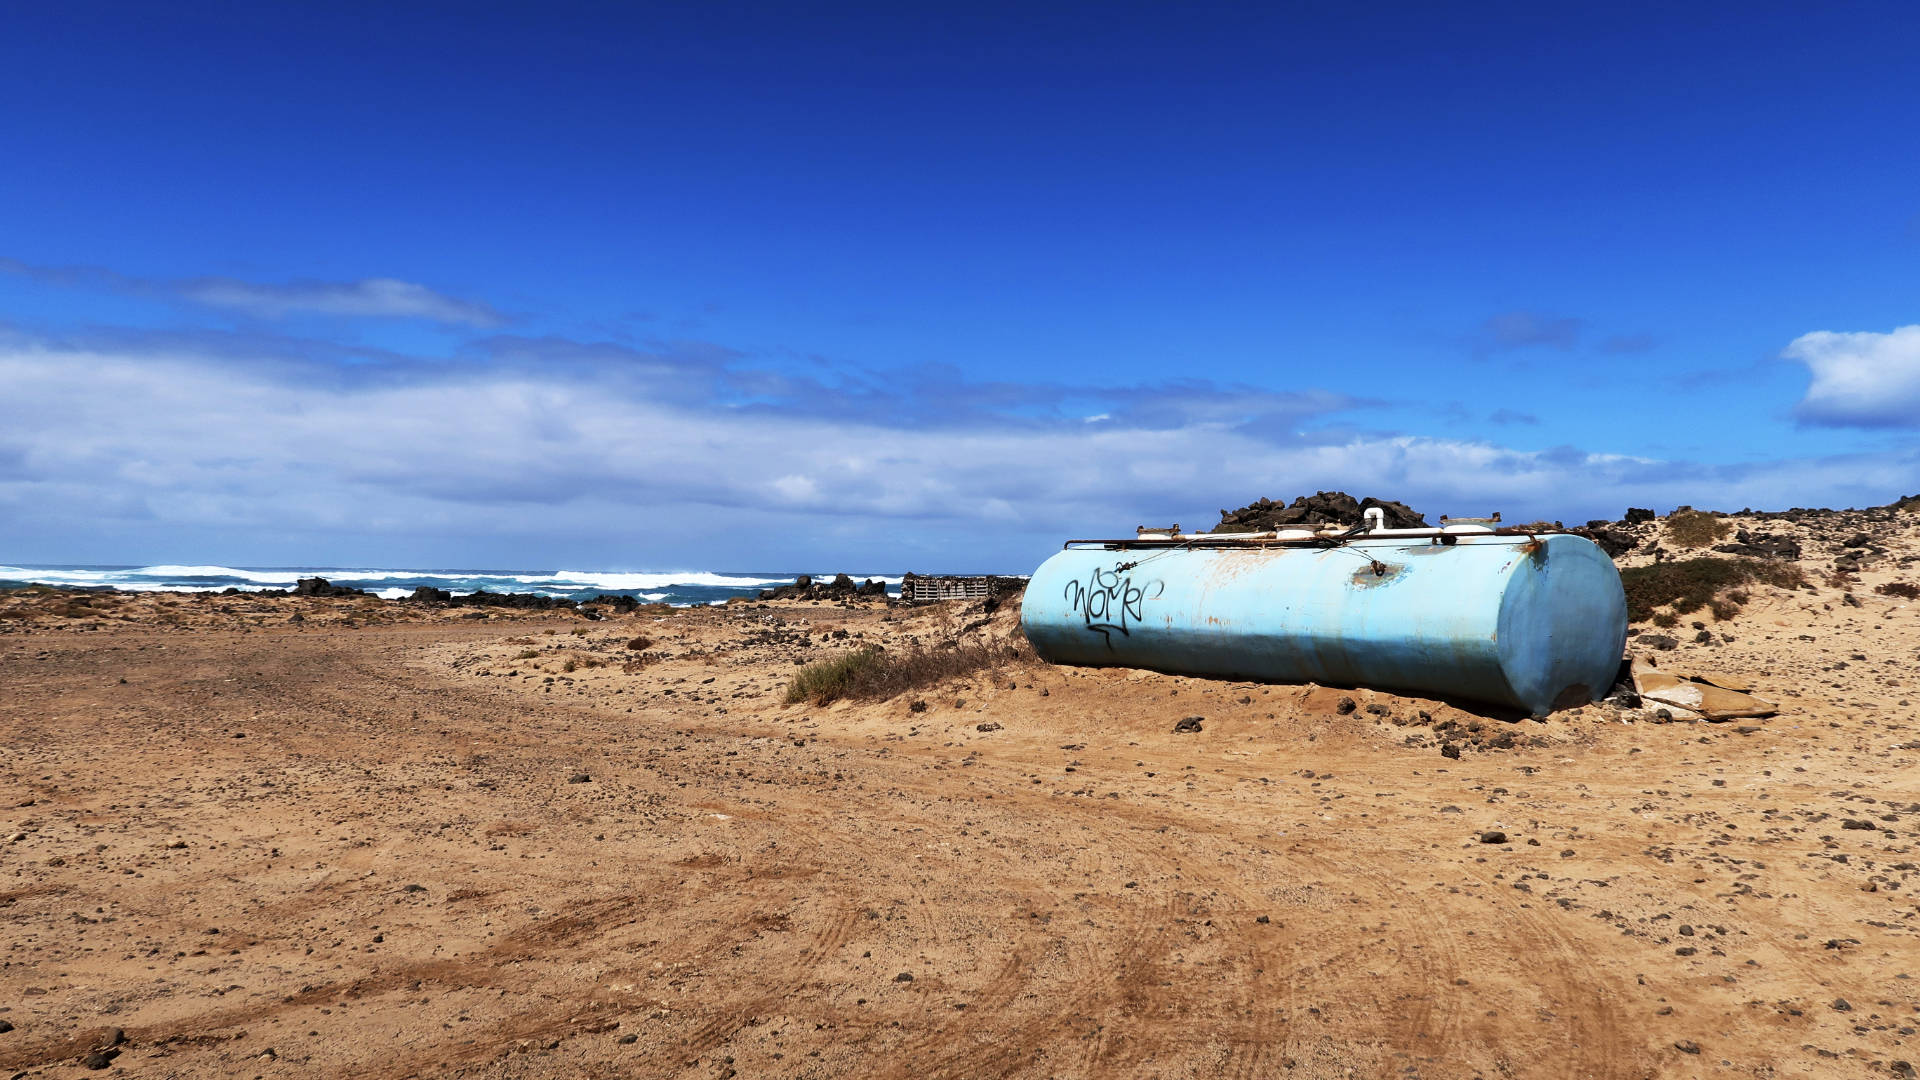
1786;325;1920;427
0;257;506;327
0;339;1914;568
178;276;505;326
771;475;818;502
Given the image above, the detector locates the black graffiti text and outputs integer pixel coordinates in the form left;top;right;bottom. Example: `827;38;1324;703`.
1063;567;1163;647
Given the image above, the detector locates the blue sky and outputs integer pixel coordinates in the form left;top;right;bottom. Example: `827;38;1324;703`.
3;2;1918;572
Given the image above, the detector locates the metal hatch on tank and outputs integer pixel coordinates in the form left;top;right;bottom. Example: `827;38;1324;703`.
1019;508;1629;716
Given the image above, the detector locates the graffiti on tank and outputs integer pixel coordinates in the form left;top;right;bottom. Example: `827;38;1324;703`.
1063;566;1164;648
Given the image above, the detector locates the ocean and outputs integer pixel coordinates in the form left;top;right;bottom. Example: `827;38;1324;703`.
0;565;901;607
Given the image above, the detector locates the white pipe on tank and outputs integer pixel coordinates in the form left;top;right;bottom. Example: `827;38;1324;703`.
1095;524;1528;544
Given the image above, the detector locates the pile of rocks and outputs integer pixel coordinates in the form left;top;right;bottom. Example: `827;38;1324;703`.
1712;530;1802;561
1569;522;1640;558
247;577;373;598
1215;491;1427;532
406;586;578;610
757;574;890;602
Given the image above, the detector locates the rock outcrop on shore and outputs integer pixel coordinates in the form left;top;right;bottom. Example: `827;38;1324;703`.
404;587;662;617
291;576;371;598
756;574;890;602
409;586;577;610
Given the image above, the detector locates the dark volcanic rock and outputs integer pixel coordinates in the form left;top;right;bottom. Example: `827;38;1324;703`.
1571;524;1637;558
1622;507;1656;524
292;577;369;598
1215;492;1427;532
759;574;891;602
1712;530;1801;560
585;593;642;612
1172;716;1203;733
1478;830;1508;844
453;589;577;610
415;587;639;612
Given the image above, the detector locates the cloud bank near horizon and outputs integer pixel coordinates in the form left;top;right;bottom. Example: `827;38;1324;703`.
3;327;1915;569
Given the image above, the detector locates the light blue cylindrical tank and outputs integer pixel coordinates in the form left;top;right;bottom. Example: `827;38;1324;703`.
1021;534;1627;715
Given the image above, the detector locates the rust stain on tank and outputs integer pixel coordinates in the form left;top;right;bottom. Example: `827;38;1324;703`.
1348;561;1403;588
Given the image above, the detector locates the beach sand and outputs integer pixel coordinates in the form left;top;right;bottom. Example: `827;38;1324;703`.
3;510;1918;1078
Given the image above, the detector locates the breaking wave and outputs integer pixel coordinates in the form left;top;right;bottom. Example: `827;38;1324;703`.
0;564;895;607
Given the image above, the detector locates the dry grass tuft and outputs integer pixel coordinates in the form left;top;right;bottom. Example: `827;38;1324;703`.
625;635;653;651
1664;509;1732;549
1621;557;1805;623
785;639;1030;706
1876;581;1920;600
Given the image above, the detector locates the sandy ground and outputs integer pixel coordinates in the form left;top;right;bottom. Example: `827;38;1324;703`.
3;512;1919;1079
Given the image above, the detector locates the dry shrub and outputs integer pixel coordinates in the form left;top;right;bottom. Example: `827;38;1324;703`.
786;639;1029;706
625;635;654;651
1620;557;1805;623
1708;589;1750;621
514;648;540;660
1877;581;1920;600
1664;509;1732;549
